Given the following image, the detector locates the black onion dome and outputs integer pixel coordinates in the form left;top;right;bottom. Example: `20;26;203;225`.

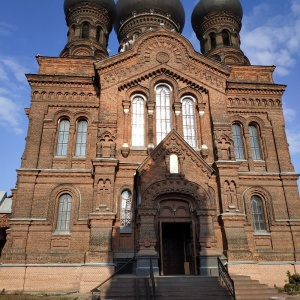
64;0;116;21
114;0;185;33
192;0;243;30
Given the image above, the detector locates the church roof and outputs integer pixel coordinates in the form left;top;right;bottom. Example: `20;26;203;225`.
114;0;185;33
192;0;243;30
64;0;116;21
0;192;12;214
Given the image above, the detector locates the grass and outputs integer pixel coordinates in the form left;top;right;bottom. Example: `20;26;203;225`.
0;294;71;299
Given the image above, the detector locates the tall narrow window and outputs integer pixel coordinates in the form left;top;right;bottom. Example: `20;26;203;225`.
56;194;72;232
249;124;262;160
75;119;88;156
56;119;70;156
182;97;197;147
232;123;245;159
156;84;171;144
132;95;145;147
120;190;132;233
82;22;89;39
96;27;101;43
222;30;231;46
209;33;217;49
251;195;266;232
170;154;179;174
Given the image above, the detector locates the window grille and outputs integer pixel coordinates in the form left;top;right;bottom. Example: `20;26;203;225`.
75;120;88;156
232;123;245;159
249;125;262;160
156;85;171;144
56;119;70;156
56;194;72;232
182;98;197;147
132;96;145;146
120;190;132;233
251;195;266;232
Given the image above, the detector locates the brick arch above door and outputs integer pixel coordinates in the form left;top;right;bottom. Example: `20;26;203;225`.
141;179;215;211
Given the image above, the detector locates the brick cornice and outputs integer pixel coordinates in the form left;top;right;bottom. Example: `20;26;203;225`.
117;67;209;93
26;74;94;88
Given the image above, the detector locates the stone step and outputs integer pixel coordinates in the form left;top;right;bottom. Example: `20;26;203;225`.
98;275;232;299
96;274;288;300
233;274;285;300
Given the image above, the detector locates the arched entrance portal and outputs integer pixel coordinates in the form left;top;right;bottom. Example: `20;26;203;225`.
158;199;197;275
135;180;217;277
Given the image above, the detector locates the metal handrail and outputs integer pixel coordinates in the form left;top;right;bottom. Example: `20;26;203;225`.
149;257;156;300
217;258;236;300
91;257;135;293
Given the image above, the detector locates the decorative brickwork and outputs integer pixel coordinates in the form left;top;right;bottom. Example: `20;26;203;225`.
0;0;299;292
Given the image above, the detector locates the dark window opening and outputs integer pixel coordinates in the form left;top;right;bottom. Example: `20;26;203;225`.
96;27;101;43
82;23;89;39
222;30;231;46
0;228;7;256
209;33;216;49
211;54;221;62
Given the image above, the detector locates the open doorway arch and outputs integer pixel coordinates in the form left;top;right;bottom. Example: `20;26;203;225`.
135;179;218;277
157;198;198;275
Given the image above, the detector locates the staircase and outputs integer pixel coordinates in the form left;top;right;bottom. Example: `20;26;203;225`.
98;275;232;299
96;274;290;300
233;275;287;300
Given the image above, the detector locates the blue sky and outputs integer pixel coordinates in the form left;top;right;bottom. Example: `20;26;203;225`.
0;0;299;195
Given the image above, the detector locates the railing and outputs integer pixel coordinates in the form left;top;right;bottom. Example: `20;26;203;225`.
91;257;135;298
149;257;156;300
217;258;236;300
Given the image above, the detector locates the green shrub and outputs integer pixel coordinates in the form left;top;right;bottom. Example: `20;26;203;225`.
289;274;300;285
284;283;300;295
284;271;300;295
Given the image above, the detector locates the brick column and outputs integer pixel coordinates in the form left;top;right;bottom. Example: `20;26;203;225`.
86;212;116;263
136;209;159;276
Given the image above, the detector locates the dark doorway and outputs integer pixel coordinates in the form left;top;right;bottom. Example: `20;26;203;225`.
0;228;7;256
161;222;191;275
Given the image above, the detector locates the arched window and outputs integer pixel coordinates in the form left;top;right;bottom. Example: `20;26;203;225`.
75;119;88;156
222;29;231;46
120;190;132;233
250;195;266;232
132;95;145;147
96;27;101;43
209;33;217;49
156;84;172;144
56;119;70;156
81;22;89;39
182;97;197;147
232;123;245;159
249;124;262;160
56;194;72;232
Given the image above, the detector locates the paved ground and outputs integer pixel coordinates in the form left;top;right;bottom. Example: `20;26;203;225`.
2;291;300;299
0;292;91;300
288;295;300;299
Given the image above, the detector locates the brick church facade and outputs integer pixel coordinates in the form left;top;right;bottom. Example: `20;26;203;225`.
0;0;299;293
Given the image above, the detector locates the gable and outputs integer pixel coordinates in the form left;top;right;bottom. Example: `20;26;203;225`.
95;28;230;92
137;129;215;192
